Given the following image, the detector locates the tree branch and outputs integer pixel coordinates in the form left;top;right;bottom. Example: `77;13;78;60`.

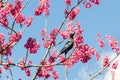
90;53;120;80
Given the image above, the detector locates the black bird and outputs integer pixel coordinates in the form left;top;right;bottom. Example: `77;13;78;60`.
57;32;75;57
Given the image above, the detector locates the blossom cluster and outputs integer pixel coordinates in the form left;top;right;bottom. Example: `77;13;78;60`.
83;0;100;8
0;0;33;27
59;21;74;39
65;8;80;21
41;29;58;48
0;33;13;56
64;0;72;6
96;34;105;48
34;0;50;16
9;32;22;43
103;56;109;67
106;35;120;52
24;37;40;53
36;59;59;80
19;58;33;77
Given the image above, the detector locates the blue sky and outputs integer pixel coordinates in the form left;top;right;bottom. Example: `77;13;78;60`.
0;0;120;80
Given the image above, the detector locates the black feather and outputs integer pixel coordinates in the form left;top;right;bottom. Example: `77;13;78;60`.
58;32;75;57
60;40;73;55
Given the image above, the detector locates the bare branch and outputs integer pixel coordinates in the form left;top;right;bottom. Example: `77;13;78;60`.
90;53;120;80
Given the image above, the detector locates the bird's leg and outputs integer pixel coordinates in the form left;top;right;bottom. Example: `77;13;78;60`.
65;52;67;59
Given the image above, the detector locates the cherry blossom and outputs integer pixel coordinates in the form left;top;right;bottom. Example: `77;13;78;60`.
68;7;80;21
15;14;25;23
95;52;100;60
106;34;120;52
112;61;118;69
64;0;72;6
0;3;12;17
53;70;59;80
24;16;33;27
48;49;57;63
26;69;31;77
34;0;50;16
19;57;25;70
9;32;22;43
24;37;40;53
0;16;9;27
1;44;12;56
11;0;23;17
90;0;100;5
103;56;109;67
83;1;92;8
96;34;105;48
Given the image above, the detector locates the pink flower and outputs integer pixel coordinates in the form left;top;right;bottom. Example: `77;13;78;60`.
64;0;71;6
60;31;70;39
0;3;12;17
66;21;73;32
48;49;57;63
41;29;57;48
53;71;59;80
75;21;81;27
0;16;9;27
96;34;105;48
27;60;32;65
103;56;109;67
83;1;92;8
4;65;9;70
24;16;33;27
34;0;50;16
64;58;78;68
50;29;58;40
15;14;26;23
106;34;120;52
1;44;12;56
9;32;22;43
74;35;84;47
68;8;80;21
90;0;100;5
7;58;14;64
11;0;22;17
112;61;118;69
58;55;66;62
95;52;100;60
24;37;40;53
73;44;95;63
26;69;31;77
19;57;25;70
41;69;50;79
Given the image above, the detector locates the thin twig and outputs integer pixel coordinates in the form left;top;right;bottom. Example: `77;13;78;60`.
64;66;68;80
55;39;65;47
25;50;29;65
10;0;30;34
0;21;17;34
85;63;92;79
9;69;13;80
90;53;120;80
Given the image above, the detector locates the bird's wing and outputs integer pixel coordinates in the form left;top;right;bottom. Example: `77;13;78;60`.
60;41;73;54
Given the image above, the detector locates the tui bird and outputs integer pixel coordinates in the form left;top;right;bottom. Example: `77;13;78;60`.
57;32;75;57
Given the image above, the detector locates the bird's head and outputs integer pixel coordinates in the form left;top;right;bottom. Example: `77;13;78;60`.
70;32;75;39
